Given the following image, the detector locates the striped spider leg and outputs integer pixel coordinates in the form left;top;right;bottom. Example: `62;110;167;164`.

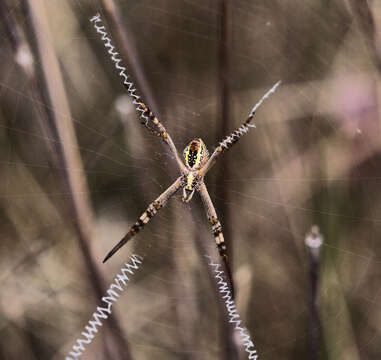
194;81;281;296
135;95;186;173
90;13;185;173
198;182;235;298
103;176;183;263
199;81;281;177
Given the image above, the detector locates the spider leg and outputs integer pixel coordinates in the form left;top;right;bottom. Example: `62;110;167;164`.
198;182;235;299
136;98;185;172
103;176;183;263
90;14;185;172
199;81;281;177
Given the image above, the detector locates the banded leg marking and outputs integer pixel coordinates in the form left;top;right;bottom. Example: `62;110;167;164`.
209;216;227;256
102;204;154;263
199;81;281;177
138;98;184;171
103;177;182;263
199;182;235;298
90;14;184;171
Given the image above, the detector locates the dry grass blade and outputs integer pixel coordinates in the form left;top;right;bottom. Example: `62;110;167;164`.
26;1;132;358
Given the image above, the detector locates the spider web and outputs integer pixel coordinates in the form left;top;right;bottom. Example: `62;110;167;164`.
0;1;381;359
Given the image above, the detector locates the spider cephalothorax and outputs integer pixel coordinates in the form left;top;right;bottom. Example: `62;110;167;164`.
181;138;209;203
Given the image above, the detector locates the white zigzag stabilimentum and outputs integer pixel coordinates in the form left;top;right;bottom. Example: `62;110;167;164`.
206;256;259;360
65;254;143;360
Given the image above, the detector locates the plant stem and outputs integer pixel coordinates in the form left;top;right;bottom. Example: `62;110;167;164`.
25;1;132;358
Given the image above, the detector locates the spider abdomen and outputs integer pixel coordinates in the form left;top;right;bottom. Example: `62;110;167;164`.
183;138;209;169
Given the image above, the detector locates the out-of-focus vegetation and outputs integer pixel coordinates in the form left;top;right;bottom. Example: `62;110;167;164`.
1;0;381;359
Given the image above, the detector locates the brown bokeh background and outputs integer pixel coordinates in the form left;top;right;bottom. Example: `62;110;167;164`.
1;1;381;359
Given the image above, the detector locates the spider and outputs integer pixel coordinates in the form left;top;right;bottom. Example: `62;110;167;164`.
102;82;280;298
91;12;280;297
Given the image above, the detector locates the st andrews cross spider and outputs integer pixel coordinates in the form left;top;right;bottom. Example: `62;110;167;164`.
91;13;280;297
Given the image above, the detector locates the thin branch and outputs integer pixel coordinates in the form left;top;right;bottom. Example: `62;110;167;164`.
216;1;238;359
24;1;132;359
305;225;323;360
349;0;381;72
0;0;58;159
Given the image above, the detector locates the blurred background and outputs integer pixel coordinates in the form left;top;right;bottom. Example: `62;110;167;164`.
1;0;381;359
